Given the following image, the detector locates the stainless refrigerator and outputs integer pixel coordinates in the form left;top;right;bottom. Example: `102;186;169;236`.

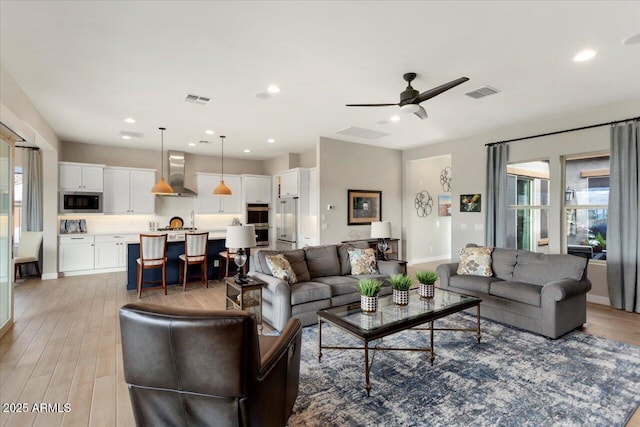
276;197;298;250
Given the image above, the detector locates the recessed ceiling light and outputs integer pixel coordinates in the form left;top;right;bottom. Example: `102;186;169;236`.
267;138;275;143
243;149;251;153
188;142;196;147
121;135;132;140
124;118;136;124
390;115;400;122
267;85;280;94
205;130;215;135
623;33;640;45
573;49;596;62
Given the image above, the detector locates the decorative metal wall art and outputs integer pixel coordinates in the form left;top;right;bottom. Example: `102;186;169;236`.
440;167;452;192
414;190;433;217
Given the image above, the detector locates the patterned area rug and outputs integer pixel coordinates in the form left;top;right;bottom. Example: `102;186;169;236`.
288;314;640;427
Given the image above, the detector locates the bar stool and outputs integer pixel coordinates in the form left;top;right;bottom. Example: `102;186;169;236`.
179;232;209;291
137;234;168;298
218;249;247;280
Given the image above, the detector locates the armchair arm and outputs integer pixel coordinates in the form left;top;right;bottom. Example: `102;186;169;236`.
542;278;592;302
436;263;459;289
378;260;405;276
258;318;302;379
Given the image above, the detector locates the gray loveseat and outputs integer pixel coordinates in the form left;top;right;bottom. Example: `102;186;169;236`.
248;243;405;331
436;247;591;339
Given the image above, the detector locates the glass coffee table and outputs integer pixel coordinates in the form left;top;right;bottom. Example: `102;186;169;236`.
316;288;482;396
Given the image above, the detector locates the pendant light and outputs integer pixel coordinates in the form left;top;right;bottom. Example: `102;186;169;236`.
151;127;174;194
213;135;232;195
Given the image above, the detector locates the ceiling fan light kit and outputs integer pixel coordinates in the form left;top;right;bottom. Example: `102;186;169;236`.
213;135;232;196
346;72;469;120
151;127;174;195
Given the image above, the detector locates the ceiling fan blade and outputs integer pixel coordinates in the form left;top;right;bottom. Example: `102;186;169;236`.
414;106;428;120
412;77;470;104
345;103;398;107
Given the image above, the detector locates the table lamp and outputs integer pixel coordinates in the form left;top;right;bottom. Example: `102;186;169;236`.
225;224;257;284
371;221;392;261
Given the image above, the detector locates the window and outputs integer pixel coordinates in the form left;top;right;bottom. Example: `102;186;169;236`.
14;168;22;242
506;161;550;253
565;154;609;261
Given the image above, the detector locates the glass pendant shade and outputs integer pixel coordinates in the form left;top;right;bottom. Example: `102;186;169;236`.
214;135;232;196
152;127;174;194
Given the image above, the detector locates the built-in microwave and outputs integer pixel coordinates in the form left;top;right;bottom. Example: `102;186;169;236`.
59;192;103;214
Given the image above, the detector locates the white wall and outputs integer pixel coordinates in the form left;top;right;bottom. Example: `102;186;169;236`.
318;137;402;251
402;100;639;304
406;155;451;264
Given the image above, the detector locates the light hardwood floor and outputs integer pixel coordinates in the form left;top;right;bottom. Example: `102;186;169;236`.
1;268;638;427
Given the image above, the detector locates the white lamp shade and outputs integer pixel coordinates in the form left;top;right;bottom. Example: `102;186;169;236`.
225;225;257;249
371;221;391;239
400;104;420;114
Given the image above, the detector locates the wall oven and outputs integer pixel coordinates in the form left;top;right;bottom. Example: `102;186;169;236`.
59;192;103;214
246;203;269;246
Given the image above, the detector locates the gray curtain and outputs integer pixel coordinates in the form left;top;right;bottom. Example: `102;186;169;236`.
21;149;43;275
607;121;640;313
485;143;508;247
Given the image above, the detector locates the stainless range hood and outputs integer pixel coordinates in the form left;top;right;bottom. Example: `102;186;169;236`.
165;150;197;196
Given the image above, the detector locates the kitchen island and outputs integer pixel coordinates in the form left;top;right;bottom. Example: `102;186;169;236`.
125;235;230;290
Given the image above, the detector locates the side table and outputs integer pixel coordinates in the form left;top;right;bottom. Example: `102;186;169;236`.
225;276;264;334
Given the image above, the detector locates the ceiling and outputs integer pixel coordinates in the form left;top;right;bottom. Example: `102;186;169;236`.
1;1;639;160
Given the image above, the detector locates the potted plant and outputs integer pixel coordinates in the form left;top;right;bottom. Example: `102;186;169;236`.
358;278;382;313
416;270;438;299
389;274;413;305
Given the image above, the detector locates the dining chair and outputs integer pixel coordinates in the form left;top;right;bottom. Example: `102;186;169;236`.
179;232;209;290
136;234;168;298
14;231;43;280
218;249;244;280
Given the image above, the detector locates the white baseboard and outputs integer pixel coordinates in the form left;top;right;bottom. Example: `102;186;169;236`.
408;256;450;266
59;267;126;277
41;273;59;280
587;294;611;306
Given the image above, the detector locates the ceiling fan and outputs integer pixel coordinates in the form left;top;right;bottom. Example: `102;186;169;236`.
345;73;469;120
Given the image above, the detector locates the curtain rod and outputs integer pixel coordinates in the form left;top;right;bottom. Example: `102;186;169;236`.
485;116;640;147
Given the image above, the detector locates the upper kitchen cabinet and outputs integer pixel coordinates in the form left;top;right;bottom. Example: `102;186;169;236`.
195;173;242;214
104;167;155;214
279;169;299;197
59;162;105;192
242;175;272;204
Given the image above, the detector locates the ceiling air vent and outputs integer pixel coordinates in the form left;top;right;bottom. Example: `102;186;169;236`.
185;94;211;105
465;86;500;99
119;130;144;139
336;127;390;140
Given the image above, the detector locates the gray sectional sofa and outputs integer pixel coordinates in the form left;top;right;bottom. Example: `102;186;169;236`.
436;247;591;339
248;243;405;331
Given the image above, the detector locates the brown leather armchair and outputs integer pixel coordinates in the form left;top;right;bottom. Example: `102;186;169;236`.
119;303;302;427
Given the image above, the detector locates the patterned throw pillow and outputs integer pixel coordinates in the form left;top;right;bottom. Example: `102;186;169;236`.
265;254;298;284
347;248;379;275
457;246;493;277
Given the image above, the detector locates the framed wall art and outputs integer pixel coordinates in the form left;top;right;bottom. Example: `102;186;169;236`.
460;194;481;212
438;195;452;217
348;190;382;225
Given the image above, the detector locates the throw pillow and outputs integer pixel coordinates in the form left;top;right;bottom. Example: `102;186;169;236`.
265;254;298;284
347;248;379;275
457;246;493;277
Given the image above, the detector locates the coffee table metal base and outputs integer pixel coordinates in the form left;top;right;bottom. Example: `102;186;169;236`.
317;305;481;396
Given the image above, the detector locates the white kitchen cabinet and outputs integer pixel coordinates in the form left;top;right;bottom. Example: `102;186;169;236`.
94;234;136;269
104;167;155;214
59;235;95;272
279;170;299;197
242;175;272;204
59;162;105;192
299;168;318;247
196;173;242;214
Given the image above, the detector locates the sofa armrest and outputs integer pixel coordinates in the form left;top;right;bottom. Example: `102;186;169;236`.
436;263;459;289
542;278;592;302
249;271;291;297
248;271;292;331
378;260;405;276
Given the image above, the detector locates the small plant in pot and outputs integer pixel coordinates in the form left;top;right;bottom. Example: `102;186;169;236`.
358;278;382;313
416;270;438;299
389;274;413;306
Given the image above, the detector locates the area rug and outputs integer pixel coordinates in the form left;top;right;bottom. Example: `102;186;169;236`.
288;314;640;427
